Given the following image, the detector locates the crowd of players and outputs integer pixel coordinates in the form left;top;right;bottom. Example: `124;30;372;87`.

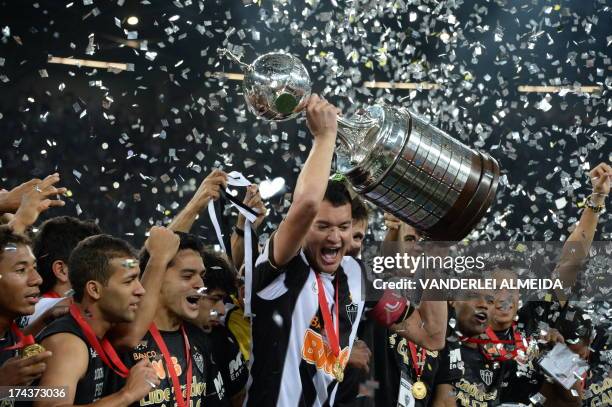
0;95;610;407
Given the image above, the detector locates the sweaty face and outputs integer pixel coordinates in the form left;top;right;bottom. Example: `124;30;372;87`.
453;290;494;337
0;245;42;317
304;201;352;274
197;288;227;330
347;219;367;257
97;256;145;323
160;249;205;322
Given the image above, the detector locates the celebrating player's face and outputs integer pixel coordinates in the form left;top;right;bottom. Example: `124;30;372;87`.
0;244;42;317
96;256;145;323
347;219;367;257
304;200;352;274
491;270;519;329
197;288;226;329
160;249;205;321
453;290;495;337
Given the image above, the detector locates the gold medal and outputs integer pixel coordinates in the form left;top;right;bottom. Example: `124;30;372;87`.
21;343;46;359
411;380;427;400
333;360;344;382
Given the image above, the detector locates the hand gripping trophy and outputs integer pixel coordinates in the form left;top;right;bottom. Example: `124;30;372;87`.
218;49;500;241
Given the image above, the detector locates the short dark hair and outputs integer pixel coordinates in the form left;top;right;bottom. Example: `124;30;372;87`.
138;231;204;273
323;180;352;208
201;248;237;297
351;196;369;223
68;235;137;302
33;216;101;295
0;225;31;262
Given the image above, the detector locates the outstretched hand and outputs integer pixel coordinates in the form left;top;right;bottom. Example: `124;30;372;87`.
9;173;67;233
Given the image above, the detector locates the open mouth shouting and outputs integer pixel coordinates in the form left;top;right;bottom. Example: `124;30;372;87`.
474;311;488;326
320;246;341;266
185;293;201;311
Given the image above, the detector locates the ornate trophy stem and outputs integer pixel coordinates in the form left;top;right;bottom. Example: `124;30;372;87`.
217;48;253;72
336;115;379;151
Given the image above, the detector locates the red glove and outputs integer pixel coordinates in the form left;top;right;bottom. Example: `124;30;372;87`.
367;290;412;327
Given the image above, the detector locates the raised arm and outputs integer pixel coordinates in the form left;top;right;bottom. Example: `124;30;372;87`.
109;226;180;348
230;184;267;269
555;162;610;303
169;169;227;233
272;95;339;267
392;301;447;350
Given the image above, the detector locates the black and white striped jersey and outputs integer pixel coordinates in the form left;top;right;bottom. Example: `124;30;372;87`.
244;236;365;407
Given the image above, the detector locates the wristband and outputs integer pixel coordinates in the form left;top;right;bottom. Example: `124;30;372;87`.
233;226;245;237
585;195;605;213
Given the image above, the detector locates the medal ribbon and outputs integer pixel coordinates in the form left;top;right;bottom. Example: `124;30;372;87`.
460;324;526;361
149;323;193;407
315;273;340;359
69;304;129;378
407;341;427;379
484;324;526;360
0;322;36;351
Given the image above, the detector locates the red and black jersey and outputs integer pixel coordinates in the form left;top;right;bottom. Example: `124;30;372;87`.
116;322;228;407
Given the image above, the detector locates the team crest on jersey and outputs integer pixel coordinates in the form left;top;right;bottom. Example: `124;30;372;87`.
480;369;493;386
135;341;148;351
345;303;358;325
193;349;205;374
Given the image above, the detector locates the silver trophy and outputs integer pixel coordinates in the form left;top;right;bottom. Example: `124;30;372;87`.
219;49;499;240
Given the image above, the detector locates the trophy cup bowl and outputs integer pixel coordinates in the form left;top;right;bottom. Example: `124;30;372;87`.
220;49;312;121
219;49;500;241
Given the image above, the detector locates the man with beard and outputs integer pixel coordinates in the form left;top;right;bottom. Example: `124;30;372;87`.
431;289;506;407
35;229;177;406
123;233;228;407
21;216;102;336
245;95;446;406
194;250;248;407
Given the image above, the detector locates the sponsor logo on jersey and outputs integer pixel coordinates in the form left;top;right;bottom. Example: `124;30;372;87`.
229;352;243;380
301;329;350;378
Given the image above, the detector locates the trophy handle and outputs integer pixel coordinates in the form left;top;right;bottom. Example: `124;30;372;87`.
217;48;253;72
336;114;379;151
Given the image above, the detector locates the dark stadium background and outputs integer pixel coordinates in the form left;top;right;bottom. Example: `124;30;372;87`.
0;0;609;247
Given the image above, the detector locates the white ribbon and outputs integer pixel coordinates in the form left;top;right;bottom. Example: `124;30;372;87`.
207;170;256;316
